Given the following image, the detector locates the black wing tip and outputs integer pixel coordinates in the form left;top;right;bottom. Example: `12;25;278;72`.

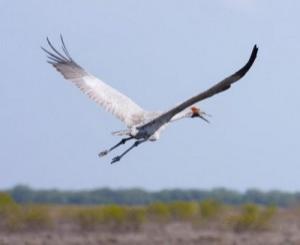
251;44;258;60
59;34;66;45
41;35;73;64
236;44;258;78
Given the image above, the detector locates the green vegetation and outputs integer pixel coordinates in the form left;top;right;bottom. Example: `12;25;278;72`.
6;185;300;207
101;205;127;228
0;192;23;231
0;193;52;231
75;206;104;230
0;192;279;233
169;201;198;221
67;205;147;231
199;199;222;219
229;204;277;231
22;205;52;230
147;202;171;222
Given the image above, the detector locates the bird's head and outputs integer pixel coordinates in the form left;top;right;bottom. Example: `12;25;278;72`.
190;106;211;123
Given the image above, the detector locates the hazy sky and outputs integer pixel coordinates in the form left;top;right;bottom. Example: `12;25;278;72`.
1;0;299;191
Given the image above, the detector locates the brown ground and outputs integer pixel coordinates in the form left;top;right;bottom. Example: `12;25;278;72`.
1;207;300;245
1;220;300;245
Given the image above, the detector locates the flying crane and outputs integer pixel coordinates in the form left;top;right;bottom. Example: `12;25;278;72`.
42;36;258;163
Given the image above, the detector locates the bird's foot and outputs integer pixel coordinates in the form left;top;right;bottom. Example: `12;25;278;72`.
98;150;108;158
111;156;121;164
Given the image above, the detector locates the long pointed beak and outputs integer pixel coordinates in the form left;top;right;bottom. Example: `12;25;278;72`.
203;112;212;117
199;114;210;123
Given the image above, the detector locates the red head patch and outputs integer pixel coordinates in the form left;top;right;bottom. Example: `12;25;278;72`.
191;107;199;114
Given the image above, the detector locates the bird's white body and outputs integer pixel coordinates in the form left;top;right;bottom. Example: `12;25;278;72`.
69;72;195;141
42;36;257;163
116;109;193;140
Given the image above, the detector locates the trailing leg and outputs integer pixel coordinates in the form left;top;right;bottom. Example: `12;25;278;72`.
98;136;134;157
111;139;147;164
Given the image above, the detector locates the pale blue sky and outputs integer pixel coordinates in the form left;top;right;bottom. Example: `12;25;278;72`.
0;0;299;191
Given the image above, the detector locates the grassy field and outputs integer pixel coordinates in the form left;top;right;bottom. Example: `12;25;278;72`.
1;193;300;245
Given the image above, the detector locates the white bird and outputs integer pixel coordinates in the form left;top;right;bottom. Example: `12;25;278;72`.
42;36;258;164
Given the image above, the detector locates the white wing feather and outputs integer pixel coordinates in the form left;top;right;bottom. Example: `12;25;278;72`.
42;37;144;127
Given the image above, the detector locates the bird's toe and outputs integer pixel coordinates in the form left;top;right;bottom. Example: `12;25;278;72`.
111;156;121;164
98;150;108;158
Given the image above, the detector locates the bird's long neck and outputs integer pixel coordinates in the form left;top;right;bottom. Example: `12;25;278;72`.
170;109;192;122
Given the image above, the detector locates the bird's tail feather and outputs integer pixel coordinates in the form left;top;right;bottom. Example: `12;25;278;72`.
111;130;131;136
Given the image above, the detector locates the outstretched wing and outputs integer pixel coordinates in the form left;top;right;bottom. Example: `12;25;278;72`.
42;36;144;127
138;45;258;133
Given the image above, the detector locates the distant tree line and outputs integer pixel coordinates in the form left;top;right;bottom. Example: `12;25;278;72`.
4;185;300;207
